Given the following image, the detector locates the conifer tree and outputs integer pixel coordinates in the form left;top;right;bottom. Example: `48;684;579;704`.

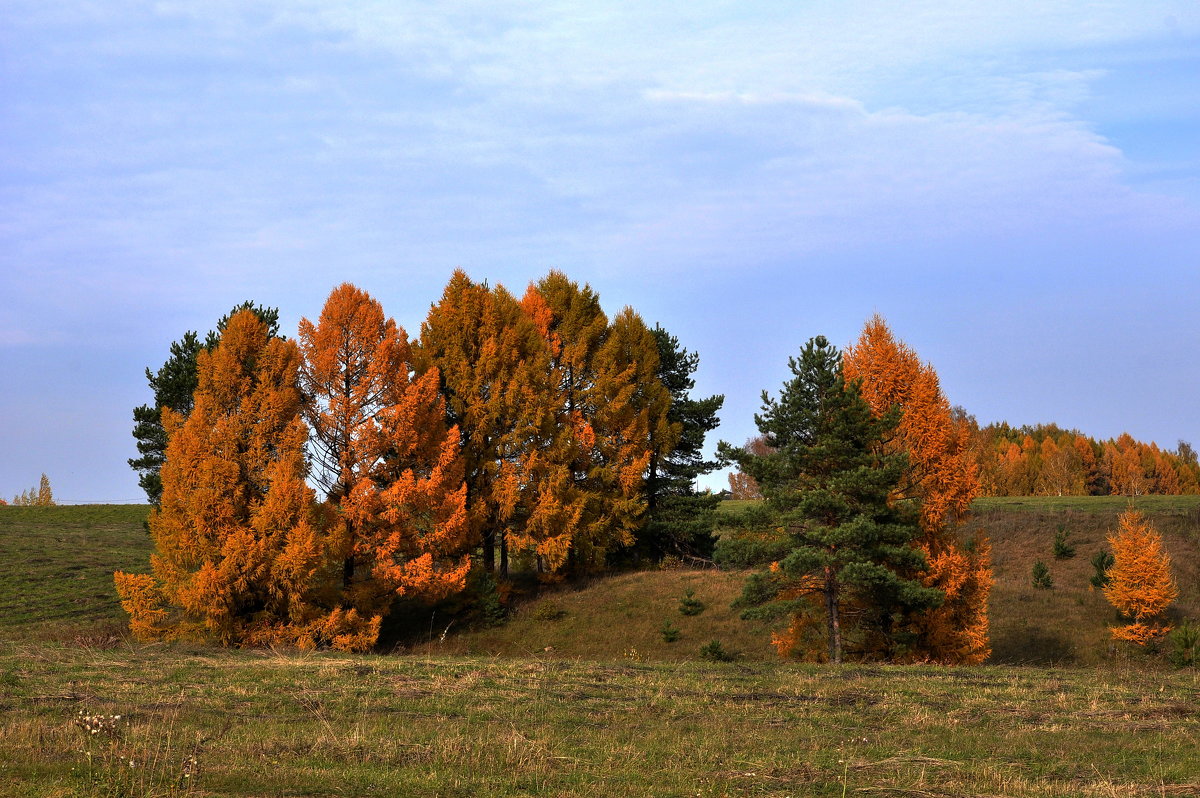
524;273;671;573
129;302;281;504
36;474;53;506
637;325;724;560
843;315;992;664
1104;508;1178;645
115;310;339;648
418;270;557;576
299;284;471;628
721;335;942;663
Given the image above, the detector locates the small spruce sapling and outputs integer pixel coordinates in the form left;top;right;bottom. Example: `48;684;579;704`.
660;620;681;643
1052;526;1075;559
1032;560;1054;589
1167;620;1198;668
699;640;735;662
679;588;706;616
1089;550;1115;589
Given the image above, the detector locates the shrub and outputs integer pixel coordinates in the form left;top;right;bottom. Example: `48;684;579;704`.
660;620;681;643
1167;620;1199;668
1089;550;1115;589
712;534;791;569
1052;526;1075;560
532;602;567;622
1032;560;1053;590
678;588;706;616
699;639;736;662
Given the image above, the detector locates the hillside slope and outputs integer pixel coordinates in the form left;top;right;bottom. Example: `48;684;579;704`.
3;499;1198;665
965;496;1200;665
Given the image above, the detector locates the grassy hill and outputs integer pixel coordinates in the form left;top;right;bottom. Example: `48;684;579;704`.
3;498;1198;665
2;500;1199;796
966;496;1200;666
0;504;151;642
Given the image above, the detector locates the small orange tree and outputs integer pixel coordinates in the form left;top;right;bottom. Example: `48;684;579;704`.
1104;508;1178;645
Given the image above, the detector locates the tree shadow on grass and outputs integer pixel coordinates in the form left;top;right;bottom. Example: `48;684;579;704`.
989;627;1076;666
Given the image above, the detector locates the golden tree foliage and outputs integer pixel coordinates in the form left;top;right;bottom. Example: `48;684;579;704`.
523;273;672;573
842;315;992;664
299;284;471;638
972;424;1198;498
418;270;558;575
9;475;54;506
1104;509;1178;645
115;310;332;648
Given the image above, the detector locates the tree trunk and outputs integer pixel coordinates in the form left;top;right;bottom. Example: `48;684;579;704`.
482;527;495;573
499;528;509;578
825;567;842;664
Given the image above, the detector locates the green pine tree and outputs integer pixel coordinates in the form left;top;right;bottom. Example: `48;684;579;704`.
636;325;725;560
720;335;942;663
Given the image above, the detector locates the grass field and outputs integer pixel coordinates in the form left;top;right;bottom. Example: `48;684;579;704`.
2;501;1199;796
2;642;1198;796
0;505;151;641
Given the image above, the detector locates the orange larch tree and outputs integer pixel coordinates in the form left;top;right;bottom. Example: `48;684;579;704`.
298;284;470;646
114;310;334;648
522;273;671;574
1104;508;1178;645
842;314;992;664
418;270;558;576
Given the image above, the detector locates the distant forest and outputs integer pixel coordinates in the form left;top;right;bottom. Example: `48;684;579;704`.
731;422;1199;499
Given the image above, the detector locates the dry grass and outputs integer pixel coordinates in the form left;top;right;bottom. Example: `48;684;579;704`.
3;642;1198;796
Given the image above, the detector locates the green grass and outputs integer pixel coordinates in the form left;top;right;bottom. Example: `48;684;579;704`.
417;569;778;662
3;642;1198;797
3;500;1200;795
971;495;1200;513
0;505;151;640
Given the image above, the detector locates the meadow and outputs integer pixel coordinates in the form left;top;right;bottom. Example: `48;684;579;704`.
1;501;1198;796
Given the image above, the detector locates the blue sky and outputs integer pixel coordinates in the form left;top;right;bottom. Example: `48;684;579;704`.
1;1;1197;502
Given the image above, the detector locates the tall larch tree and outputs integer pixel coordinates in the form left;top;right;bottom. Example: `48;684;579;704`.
130;302;281;504
115;310;334;648
298;284;470;646
1104;508;1178;645
36;474;53;506
721;335;942;664
842;315;992;664
418;270;558;577
523;272;671;573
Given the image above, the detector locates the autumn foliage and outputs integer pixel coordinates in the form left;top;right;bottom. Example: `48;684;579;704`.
115;310;331;648
973;425;1198;497
843;315;992;664
1104;509;1178;645
299;284;471;638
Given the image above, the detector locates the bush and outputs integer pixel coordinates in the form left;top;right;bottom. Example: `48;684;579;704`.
699;639;736;662
532;602;567;622
1089;550;1114;589
712;534;791;569
660;620;681;643
1032;560;1054;590
679;588;706;616
1167;620;1199;668
1052;526;1076;560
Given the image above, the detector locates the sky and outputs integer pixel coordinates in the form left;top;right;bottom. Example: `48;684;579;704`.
1;1;1197;503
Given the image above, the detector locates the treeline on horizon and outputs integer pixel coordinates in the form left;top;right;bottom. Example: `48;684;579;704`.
728;405;1200;500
